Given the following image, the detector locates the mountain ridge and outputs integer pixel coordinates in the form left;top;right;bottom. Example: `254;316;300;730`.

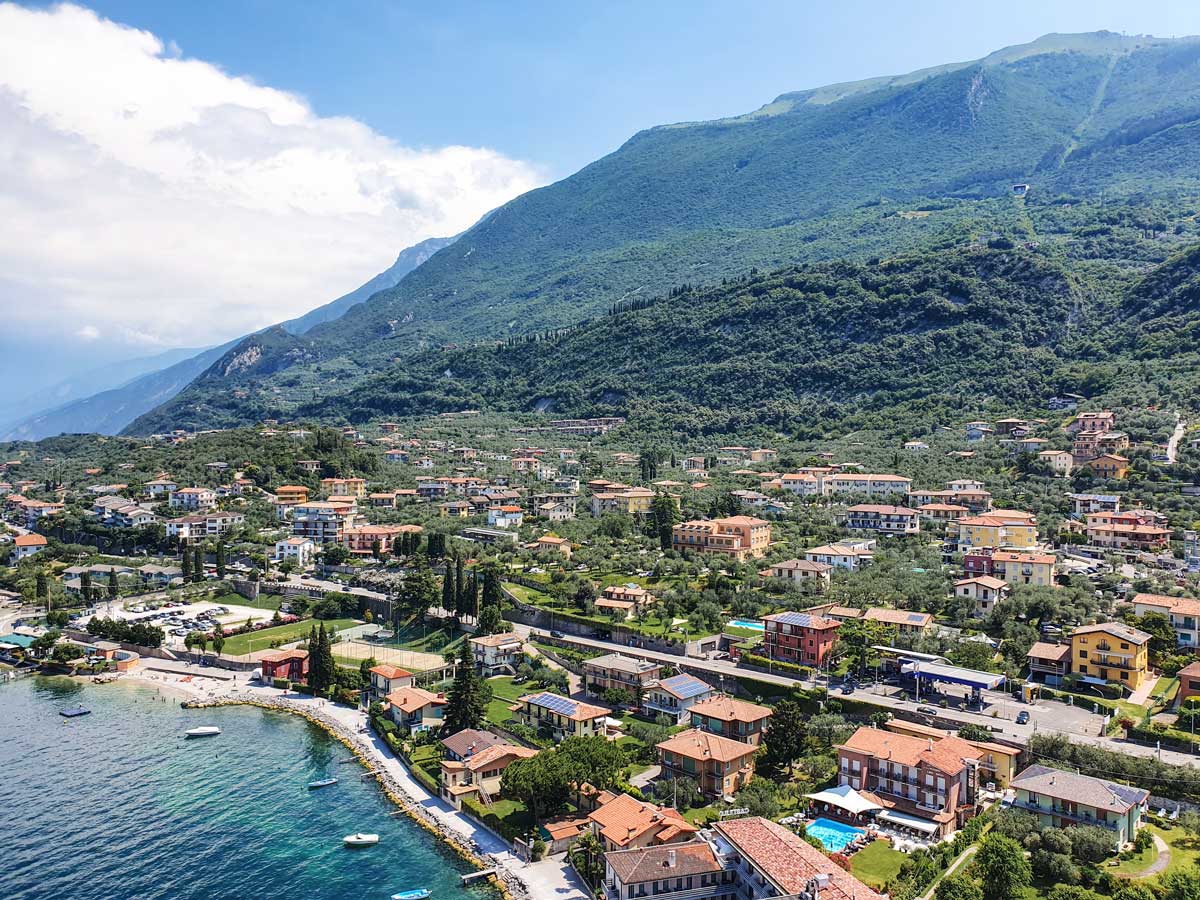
125;31;1200;435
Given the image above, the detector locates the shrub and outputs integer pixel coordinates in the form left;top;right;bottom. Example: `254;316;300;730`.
531;839;546;861
272;677;290;690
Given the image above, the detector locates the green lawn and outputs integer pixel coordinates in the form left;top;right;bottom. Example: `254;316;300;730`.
851;840;905;889
682;805;719;826
485;675;526;728
1111;839;1158;876
503;582;551;604
222;617;359;655
214;591;283;612
1147;823;1200;877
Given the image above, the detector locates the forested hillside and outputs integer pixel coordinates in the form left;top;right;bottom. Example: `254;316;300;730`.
127;32;1200;435
293;242;1200;438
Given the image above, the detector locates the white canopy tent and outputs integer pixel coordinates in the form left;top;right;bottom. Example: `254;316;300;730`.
804;784;883;816
876;808;940;835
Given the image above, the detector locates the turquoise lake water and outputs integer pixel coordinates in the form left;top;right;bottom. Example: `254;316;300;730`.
0;676;487;900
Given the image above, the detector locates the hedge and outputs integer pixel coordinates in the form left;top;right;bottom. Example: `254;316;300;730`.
272;678;290;690
740;651;812;678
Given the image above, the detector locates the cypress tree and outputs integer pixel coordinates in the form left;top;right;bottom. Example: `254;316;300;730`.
193;547;205;582
107;568;119;600
444;639;484;733
441;561;456;614
181;549;192;580
215;541;226;578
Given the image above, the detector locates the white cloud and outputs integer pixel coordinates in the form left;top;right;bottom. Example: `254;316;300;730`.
0;2;543;355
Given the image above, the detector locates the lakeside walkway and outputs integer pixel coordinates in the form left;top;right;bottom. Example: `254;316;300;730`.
129;664;588;900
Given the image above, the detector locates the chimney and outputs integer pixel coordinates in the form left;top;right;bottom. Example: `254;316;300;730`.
667;850;677;868
928;739;934;752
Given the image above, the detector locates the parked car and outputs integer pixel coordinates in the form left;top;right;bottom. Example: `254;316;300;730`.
917;706;939;716
550;630;564;638
840;683;855;695
1016;710;1030;725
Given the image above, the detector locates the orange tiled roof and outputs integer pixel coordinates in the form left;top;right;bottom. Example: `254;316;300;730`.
689;694;772;725
588;792;697;848
839;726;981;775
656;728;756;764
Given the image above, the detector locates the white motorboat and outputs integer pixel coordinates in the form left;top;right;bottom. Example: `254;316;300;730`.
343;832;380;847
185;726;222;738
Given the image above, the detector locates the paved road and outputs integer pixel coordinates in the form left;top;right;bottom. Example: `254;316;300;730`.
1167;417;1186;464
517;626;1200;767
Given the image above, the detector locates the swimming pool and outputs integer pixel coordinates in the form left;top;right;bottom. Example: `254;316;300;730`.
728;619;764;631
806;817;866;853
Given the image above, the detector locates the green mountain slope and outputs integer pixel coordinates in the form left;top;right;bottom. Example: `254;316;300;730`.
126;32;1200;435
305;242;1200;438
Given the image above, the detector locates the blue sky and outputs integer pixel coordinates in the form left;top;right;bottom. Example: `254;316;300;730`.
66;0;1200;179
1;0;1198;417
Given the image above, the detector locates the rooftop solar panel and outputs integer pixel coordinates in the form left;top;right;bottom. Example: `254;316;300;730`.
663;674;710;700
907;613;927;623
774;611;816;627
529;692;577;715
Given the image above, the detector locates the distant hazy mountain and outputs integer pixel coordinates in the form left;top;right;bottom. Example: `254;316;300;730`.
4;233;458;440
0;345;206;434
124;31;1200;434
281;236;457;335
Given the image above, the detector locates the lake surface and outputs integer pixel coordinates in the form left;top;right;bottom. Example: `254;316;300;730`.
0;675;486;900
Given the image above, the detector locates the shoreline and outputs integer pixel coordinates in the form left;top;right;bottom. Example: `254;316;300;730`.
114;668;548;900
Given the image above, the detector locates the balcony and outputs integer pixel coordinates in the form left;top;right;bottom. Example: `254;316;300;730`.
606;883;734;900
1010;800;1115;829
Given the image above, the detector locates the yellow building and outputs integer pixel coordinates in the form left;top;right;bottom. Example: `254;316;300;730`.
1070;622;1151;691
990;550;1056;588
946;512;1038;550
274;484;310;505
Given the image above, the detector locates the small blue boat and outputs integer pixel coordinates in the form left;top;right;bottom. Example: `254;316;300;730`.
391;891;431;900
59;704;91;718
307;777;338;789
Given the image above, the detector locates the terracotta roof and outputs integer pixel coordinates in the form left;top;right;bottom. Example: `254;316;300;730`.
456;742;537;773
369;664;413;680
992;550;1055;564
604;840;721;885
865;608;932;627
588;792;697;848
656;728;757;764
689;694;772;725
515;692;611;722
259;648;308;662
471;632;523;648
714;817;884;900
13;533;47;546
441;728;505;759
846;504;919;515
955;575;1008;590
386;686;447;713
838;726;981;775
1071;622;1151;645
1027;641;1071;662
1131;593;1200;617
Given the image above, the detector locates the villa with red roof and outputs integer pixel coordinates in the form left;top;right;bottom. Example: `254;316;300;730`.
367;664;413;703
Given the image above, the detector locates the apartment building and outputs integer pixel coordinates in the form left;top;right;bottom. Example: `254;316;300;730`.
1010;765;1147;850
470;632;525;676
291;499;359;545
1070;622;1151;691
440;743;538;810
344;523;422;555
822;473;912;497
688;695;773;746
671;516;771;560
837;726;982;838
964;548;1056;587
945;511;1038;551
584;654;663;696
320;477;367;499
762;611;840;667
805;540;875;571
655;729;756;798
1131;593;1200;648
643;674;716;724
758;558;833;589
844;504;920;535
169;487;217;510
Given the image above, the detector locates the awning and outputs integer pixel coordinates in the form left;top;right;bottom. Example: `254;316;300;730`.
876;809;940;834
805;784;883;815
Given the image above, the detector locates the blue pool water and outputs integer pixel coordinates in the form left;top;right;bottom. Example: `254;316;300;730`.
729;619;764;631
806;817;866;852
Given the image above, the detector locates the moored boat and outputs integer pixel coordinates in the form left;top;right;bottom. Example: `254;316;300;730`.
343;832;380;847
391;890;431;900
185;726;221;738
307;777;338;789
